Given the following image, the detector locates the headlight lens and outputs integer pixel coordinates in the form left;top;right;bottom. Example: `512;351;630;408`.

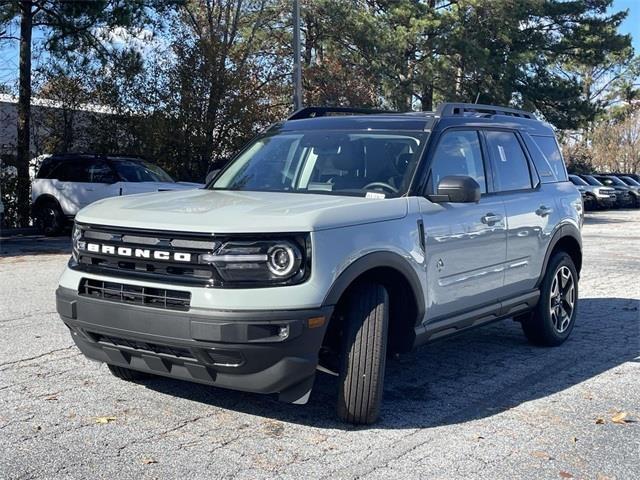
71;223;83;262
200;237;308;286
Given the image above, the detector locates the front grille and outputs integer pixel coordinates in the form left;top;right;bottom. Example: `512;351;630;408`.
73;224;220;286
79;278;191;311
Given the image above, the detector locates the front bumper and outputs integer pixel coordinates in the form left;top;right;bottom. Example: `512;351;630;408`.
56;287;332;403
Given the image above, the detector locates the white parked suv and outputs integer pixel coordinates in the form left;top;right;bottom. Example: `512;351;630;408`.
32;154;202;235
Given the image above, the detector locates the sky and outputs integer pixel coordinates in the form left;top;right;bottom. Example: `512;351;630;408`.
614;0;640;51
0;1;639;90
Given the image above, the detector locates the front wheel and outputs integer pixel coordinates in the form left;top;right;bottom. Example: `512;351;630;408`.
521;252;578;346
337;282;389;425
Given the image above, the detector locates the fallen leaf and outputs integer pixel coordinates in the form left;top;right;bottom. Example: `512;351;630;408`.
611;411;629;424
95;416;116;424
559;471;574;478
142;458;158;465
570;436;578;443
531;451;552;460
595;418;605;424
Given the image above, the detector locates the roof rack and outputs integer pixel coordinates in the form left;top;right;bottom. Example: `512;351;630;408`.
287;106;397;120
436;103;534;119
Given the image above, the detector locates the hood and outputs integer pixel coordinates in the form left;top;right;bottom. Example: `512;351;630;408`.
75;189;408;233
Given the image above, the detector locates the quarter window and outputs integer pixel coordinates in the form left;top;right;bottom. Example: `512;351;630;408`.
531;135;567;181
485;131;532;192
429;130;486;194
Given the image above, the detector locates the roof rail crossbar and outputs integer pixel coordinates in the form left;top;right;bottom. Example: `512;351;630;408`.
436;103;534;119
288;106;397;120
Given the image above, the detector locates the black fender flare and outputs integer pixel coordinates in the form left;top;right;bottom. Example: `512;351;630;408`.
322;251;425;324
535;223;582;288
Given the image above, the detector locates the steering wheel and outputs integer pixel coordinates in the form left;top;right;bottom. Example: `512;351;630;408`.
363;182;399;195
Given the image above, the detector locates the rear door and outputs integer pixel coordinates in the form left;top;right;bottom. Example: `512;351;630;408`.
418;129;507;321
483;130;555;297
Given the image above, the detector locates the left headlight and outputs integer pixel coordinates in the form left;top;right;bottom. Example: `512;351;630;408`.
199;237;309;287
71;223;84;262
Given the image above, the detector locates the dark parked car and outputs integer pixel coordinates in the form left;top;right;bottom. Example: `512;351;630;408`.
593;175;639;208
568;174;615;210
580;174;634;208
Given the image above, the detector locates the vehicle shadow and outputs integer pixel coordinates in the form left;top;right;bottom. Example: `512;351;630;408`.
0;236;71;258
139;297;639;429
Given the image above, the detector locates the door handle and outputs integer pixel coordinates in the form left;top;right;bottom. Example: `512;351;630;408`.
481;213;502;225
536;205;553;217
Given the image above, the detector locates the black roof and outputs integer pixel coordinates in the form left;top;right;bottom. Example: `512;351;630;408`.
272;103;554;136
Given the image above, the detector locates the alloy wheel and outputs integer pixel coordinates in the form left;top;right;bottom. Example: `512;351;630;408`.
549;265;575;333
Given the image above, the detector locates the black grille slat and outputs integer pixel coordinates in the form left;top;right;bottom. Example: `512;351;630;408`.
79;278;191;311
95;334;195;359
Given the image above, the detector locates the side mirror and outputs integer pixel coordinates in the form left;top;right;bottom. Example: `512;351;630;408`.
205;169;220;184
429;175;481;203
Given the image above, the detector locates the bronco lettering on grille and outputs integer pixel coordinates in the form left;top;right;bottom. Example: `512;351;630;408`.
85;243;192;262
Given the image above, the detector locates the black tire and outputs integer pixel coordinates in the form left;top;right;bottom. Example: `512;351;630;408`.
521;252;578;346
107;364;149;381
35;199;65;236
337;282;389;425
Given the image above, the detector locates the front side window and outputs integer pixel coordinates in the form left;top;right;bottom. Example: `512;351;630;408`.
87;160;117;183
211;131;426;197
486;131;532;192
428;130;486;193
111;159;174;183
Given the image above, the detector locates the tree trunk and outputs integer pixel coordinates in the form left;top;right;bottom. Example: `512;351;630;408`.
421;82;433;111
16;1;33;227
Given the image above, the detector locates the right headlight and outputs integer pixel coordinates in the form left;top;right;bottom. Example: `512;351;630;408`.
198;236;309;287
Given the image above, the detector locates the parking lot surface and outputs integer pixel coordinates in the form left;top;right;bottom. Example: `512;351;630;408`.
1;210;639;480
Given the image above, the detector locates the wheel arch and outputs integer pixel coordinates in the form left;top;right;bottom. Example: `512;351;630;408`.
536;224;582;288
322;251;425;354
33;193;61;209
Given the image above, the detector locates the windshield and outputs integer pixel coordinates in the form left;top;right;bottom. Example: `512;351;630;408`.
111;159;174;183
210;131;427;197
582;175;603;186
569;175;588;186
600;176;626;186
621;176;640;186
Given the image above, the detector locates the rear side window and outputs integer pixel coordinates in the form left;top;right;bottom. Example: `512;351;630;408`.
531;135;567;181
36;158;59;179
52;160;90;182
485;131;532;192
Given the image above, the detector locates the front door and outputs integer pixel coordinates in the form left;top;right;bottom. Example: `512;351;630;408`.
418;129;507;321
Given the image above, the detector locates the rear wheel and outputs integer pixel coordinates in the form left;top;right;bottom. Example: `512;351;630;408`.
107;364;149;381
35;199;65;236
337;282;389;425
521;252;578;346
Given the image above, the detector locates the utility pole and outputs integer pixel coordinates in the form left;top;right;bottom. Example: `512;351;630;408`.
292;0;302;110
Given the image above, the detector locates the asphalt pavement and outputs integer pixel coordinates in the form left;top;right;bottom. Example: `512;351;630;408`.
1;210;638;479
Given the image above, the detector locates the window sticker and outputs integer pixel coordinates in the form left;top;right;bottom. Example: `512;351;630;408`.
498;145;507;162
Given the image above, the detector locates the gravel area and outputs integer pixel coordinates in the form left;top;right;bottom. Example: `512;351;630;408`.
1;210;638;479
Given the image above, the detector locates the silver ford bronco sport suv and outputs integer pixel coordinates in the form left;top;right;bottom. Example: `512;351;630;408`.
56;103;583;425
